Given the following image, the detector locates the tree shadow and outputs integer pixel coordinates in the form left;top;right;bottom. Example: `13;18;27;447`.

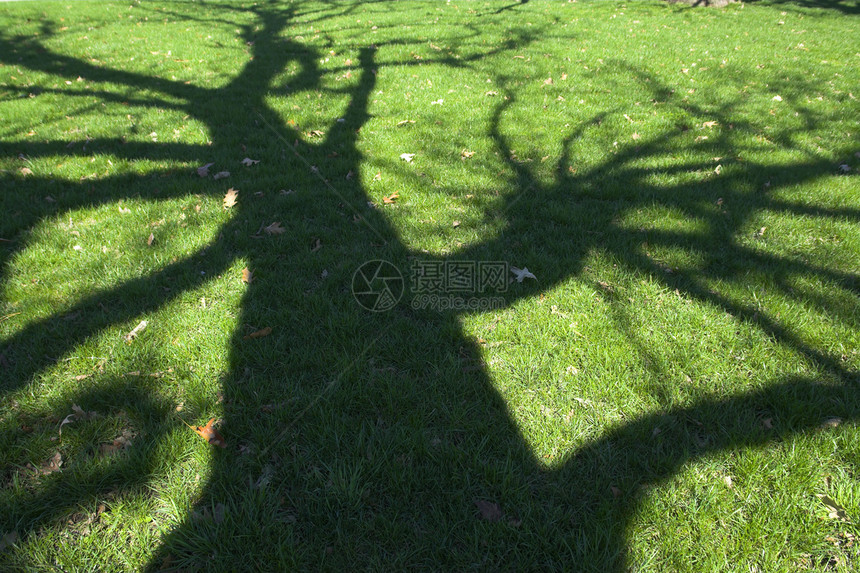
1;1;858;570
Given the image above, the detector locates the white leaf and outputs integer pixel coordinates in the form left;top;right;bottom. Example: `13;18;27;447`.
399;153;415;163
510;266;537;282
212;171;230;180
431;99;444;105
241;158;260;166
125;320;149;342
58;414;76;437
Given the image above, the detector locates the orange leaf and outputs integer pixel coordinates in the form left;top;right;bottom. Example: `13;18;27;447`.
244;326;272;340
383;192;399;204
195;418;226;448
241;267;253;284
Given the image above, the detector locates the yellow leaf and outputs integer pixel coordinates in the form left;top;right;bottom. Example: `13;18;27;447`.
223;188;239;209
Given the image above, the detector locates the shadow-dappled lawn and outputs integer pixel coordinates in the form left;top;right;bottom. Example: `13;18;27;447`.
1;0;858;570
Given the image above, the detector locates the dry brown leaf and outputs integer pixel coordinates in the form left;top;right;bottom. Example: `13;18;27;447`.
242;267;253;284
223;188;239;209
610;486;622;498
396;120;415;126
244;326;272;340
311;238;322;252
213;502;226;524
474;500;503;522
20;167;33;176
373;171;382;181
194;418;227;448
452;220;461;228
264;221;285;235
147;233;155;246
0;531;19;552
460;150;475;159
702;121;719;128
383;192;399;204
241;158;260;166
40;451;63;475
213;171;230;180
817;494;851;521
197;163;214;177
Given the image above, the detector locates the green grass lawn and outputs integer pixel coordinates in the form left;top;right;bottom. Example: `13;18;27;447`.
1;0;858;570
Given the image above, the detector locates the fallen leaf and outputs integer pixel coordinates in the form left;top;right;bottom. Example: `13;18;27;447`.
307;130;325;138
197;163;214;177
213;502;226;524
723;475;733;488
772;95;783;102
400;153;415;163
244;326;272;340
71;404;97;420
762;417;773;429
817;494;851;521
311;238;322;252
452;220;461;228
124;320;148;342
213;171;230;180
474;500;503;522
194;418;227;448
511;266;537;282
40;451;63;475
460;149;475;159
383;192;399;204
839;164;852;173
543;77;553;86
430;99;444;105
610;486;622;498
631;133;640;140
147;233;155;246
59;413;76;438
20;167;33;176
485;91;498;96
754;226;767;238
241;158;260;166
0;531;18;552
373;171;382;181
99;430;134;456
714;164;722;175
821;417;842;429
264;221;285;235
241;268;253;284
396;120;415;126
702;121;719;128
